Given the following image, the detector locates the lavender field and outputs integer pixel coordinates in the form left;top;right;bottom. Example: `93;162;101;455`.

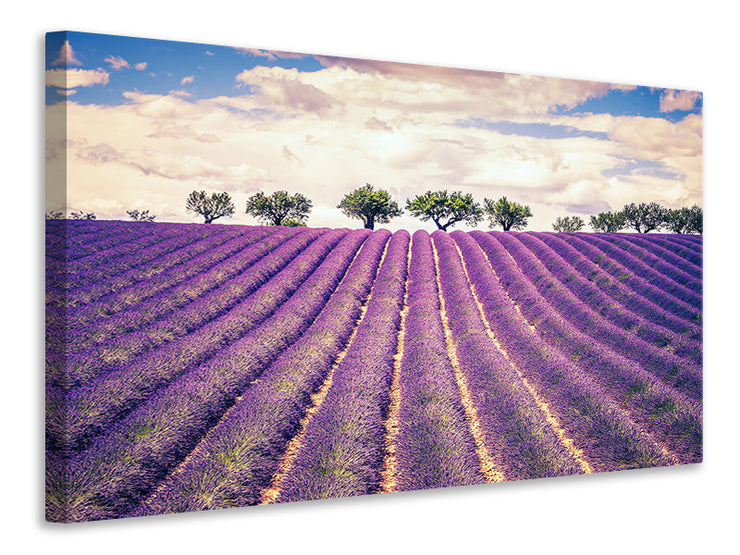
45;220;702;522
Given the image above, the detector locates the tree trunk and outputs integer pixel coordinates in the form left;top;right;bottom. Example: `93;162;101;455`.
364;218;374;230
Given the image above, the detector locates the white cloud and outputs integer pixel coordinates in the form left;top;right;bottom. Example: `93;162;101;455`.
134;62;148;71
660;89;702;112
56;62;702;230
45;68;109;89
57;89;77;96
180;75;194;85
105;55;129;70
51;40;82;66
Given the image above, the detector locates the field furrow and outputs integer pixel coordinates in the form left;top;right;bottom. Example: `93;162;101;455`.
46;229;352;452
472;231;701;464
392;231;486;491
535;233;701;343
439;231;589;479
264;232;409;503
559;233;702;315
493;232;702;399
45;221;703;523
46;229;322;388
129;230;388;516
577;234;702;294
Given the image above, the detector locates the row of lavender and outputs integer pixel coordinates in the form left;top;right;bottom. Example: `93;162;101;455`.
46;222;702;522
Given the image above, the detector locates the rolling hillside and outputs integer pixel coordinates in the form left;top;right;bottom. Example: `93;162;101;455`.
45;220;703;522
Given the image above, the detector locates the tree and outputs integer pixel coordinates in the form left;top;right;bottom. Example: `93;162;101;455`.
589;211;626;232
622;202;667;233
127;209;156;222
687;204;703;234
483;196;532;231
245;190;312;226
337;184;403;230
45;210;64;220
185;190;235;224
552;216;585;232
69;210;96;220
406;190;483;231
664;207;692;234
665;205;702;234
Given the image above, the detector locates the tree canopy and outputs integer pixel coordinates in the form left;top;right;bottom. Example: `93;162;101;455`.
127;209;156;222
337;184;403;230
406;190;483;231
483;196;532;231
185;190;235;224
589;211;626;233
245;190;312;226
621;202;668;233
552;216;585;232
69;211;96;220
664;205;702;234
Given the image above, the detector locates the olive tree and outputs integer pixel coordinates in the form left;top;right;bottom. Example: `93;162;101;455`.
406;190;483;231
127;209;156;222
337;184;403;230
552;216;585;232
245;190;312;226
622;202;667;233
185;190;235;224
589;211;626;232
483;196;532;231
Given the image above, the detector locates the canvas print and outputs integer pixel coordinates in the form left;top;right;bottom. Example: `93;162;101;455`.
45;31;703;523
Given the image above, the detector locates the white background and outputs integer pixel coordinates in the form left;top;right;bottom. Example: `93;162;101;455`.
3;1;737;553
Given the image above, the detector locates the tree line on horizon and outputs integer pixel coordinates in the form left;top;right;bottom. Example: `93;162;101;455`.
45;185;703;234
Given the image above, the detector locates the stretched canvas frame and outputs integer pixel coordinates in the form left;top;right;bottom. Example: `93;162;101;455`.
45;30;703;523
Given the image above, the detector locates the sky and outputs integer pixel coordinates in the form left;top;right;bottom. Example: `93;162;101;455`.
45;31;703;232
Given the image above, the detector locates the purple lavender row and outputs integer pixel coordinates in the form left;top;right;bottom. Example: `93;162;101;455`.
46;226;295;352
45;229;354;454
579;234;702;292
46;225;235;294
471;231;702;464
390;230;485;491
536;233;701;338
434;231;585;479
46;229;323;390
658;234;703;254
46;222;176;284
621;234;703;271
45;225;210;296
130;230;389;517
276;231;410;502
492;232;702;401
47;228;379;522
49;230;378;520
461;231;681;470
513;233;702;366
558;233;702;312
46;221;189;272
46;220;155;260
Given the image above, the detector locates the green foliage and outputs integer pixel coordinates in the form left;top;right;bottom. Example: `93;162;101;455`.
622;202;667;233
126;209;156;222
589;211;626;232
245;190;312;226
185;190;235;224
69;211;96;220
406;190;483;231
45;210;64;220
483;196;532;231
282;218;308;227
664;205;702;234
552;216;585;232
337;184;402;230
